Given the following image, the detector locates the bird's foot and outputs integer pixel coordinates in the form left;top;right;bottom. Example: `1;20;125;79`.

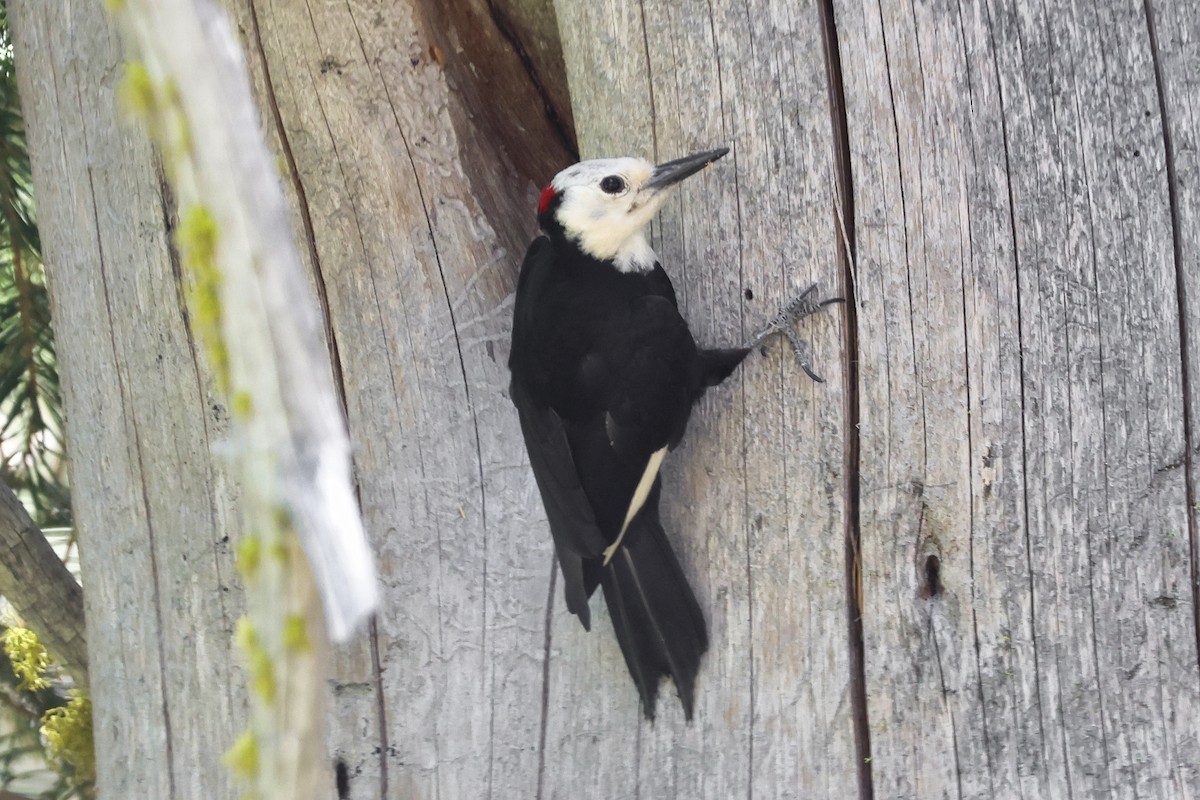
745;284;843;382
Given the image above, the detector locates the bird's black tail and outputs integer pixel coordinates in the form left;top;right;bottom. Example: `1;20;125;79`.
599;508;708;720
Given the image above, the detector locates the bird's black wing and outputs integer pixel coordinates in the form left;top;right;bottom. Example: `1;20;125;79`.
598;293;699;460
510;381;607;628
510;237;607;628
647;261;749;390
646;262;679;308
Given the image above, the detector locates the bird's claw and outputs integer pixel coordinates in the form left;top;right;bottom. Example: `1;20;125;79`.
745;283;843;382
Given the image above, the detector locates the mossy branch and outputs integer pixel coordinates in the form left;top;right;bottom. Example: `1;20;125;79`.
0;483;86;688
102;1;379;798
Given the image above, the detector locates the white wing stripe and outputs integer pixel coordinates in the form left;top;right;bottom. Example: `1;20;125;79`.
603;446;667;565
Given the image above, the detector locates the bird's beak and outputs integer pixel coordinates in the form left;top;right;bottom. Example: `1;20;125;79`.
644;147;730;191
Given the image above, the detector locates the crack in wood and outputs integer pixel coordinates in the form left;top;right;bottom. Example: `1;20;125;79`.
87;163;180;798
534;556;557;800
246;1;350;423
1143;0;1200;683
366;616;390;799
334;757;350;799
947;6;998;776
155;171;238;702
483;0;578;159
930;618;964;800
817;1;872;798
922;554;942;599
636;0;658;160
372;86;496;783
244;3;387;794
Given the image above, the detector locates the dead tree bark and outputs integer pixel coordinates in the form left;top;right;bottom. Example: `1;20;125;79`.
9;0;1200;798
556;0;1200;797
834;2;1200;796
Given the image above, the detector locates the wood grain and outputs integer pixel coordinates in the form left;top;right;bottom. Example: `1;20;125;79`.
10;2;243;797
836;0;1200;796
1147;0;1200;705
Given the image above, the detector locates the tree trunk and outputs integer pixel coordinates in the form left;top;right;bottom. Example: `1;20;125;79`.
12;4;245;796
11;0;1200;799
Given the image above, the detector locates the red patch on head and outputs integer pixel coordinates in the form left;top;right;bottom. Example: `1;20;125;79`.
537;185;558;215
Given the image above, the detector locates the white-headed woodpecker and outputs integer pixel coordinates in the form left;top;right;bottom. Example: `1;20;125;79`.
508;147;838;719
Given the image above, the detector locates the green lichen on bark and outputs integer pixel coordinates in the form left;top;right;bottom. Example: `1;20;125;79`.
42;695;96;786
2;625;51;691
176;205;230;391
2;627;95;790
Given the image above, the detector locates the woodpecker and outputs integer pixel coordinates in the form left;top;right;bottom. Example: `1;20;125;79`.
508;147;837;719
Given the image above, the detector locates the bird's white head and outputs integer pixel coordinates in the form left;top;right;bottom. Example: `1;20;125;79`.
538;147;729;273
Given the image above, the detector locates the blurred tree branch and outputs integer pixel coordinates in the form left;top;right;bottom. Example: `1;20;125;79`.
0;482;84;688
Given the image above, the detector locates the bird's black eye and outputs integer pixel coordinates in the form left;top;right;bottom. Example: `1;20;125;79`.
599;175;626;194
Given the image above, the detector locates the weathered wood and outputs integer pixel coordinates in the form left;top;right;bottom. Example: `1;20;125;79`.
835;0;1200;797
10;2;243;797
1150;0;1200;685
490;0;576;146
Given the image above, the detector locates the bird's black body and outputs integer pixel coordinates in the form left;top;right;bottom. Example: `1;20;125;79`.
509;195;748;719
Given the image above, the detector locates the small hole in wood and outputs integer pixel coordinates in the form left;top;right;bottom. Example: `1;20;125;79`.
922;555;941;599
335;759;350;799
744;288;754;300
